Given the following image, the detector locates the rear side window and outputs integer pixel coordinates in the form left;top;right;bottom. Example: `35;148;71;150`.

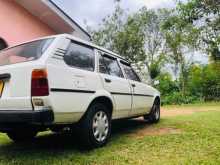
64;42;95;71
99;54;124;78
121;62;141;82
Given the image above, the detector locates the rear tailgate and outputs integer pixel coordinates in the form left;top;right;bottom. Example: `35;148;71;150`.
0;62;45;111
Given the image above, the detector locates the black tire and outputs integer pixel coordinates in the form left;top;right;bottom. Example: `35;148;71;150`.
50;127;64;133
79;103;112;149
144;99;160;123
7;129;38;142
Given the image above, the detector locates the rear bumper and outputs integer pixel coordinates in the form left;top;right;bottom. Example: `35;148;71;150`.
0;109;54;132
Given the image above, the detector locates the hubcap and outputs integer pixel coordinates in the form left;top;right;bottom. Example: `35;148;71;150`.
92;111;109;142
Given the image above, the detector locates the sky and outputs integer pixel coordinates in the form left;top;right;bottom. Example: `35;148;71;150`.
53;0;176;29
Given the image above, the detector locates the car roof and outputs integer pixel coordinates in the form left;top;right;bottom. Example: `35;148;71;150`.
63;34;129;63
1;34;130;64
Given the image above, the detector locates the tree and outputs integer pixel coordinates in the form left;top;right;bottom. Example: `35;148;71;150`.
91;4;126;51
162;7;200;95
91;6;169;83
187;63;220;101
89;0;220;104
202;64;220;101
113;14;145;64
177;0;220;61
187;64;204;97
136;8;169;82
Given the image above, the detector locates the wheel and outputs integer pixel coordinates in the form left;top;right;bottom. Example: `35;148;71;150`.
79;103;111;148
144;99;160;123
7;129;38;142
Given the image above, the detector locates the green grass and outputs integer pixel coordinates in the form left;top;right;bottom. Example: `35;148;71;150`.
0;103;220;164
163;101;220;108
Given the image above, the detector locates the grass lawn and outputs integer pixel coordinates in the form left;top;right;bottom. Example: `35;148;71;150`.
0;103;220;165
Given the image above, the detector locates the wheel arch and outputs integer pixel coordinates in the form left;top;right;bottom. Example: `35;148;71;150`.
80;95;114;122
154;95;161;105
89;96;113;115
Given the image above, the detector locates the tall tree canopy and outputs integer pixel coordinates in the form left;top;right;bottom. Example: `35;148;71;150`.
89;1;220;104
92;6;169;83
177;0;220;61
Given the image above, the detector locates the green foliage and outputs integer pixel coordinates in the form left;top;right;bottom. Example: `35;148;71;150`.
187;65;204;97
157;63;220;105
91;6;169;82
155;73;178;96
202;64;220;101
155;72;200;105
187;63;220;101
114;15;145;63
91;5;125;51
177;0;220;61
154;63;220;105
162;92;199;105
90;1;220;105
161;6;201;95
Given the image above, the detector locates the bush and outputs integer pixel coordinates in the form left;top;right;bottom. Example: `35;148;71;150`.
155;64;220;105
154;73;179;96
161;92;200;105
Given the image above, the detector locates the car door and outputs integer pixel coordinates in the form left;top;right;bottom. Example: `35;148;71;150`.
120;61;154;116
97;51;132;119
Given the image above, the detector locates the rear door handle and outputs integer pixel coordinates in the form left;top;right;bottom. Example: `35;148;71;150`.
105;78;112;83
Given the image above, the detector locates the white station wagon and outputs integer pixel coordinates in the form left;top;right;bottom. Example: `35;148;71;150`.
0;34;160;148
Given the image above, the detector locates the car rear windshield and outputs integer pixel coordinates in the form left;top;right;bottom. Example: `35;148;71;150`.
0;38;54;66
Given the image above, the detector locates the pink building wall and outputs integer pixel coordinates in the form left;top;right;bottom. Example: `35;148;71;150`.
0;0;56;47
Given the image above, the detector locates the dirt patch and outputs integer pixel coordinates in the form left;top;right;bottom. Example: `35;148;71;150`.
161;107;218;117
161;109;195;117
129;126;182;138
129;105;219;138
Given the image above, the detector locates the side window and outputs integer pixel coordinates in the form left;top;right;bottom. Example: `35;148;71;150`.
121;62;141;82
99;55;109;74
99;54;124;78
64;42;95;71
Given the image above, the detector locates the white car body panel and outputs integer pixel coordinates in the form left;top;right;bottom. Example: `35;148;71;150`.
0;62;45;111
0;34;160;125
99;73;132;119
129;80;155;116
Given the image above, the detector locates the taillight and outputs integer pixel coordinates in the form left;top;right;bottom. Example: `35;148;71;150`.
31;69;49;96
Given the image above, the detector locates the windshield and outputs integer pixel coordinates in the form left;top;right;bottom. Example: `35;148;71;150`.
0;38;54;66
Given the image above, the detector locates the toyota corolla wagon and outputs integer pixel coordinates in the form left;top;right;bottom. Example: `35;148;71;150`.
0;34;160;148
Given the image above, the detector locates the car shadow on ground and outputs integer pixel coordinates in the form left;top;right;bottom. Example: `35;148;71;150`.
0;118;151;159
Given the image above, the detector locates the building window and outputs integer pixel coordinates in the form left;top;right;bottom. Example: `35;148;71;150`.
0;38;8;51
